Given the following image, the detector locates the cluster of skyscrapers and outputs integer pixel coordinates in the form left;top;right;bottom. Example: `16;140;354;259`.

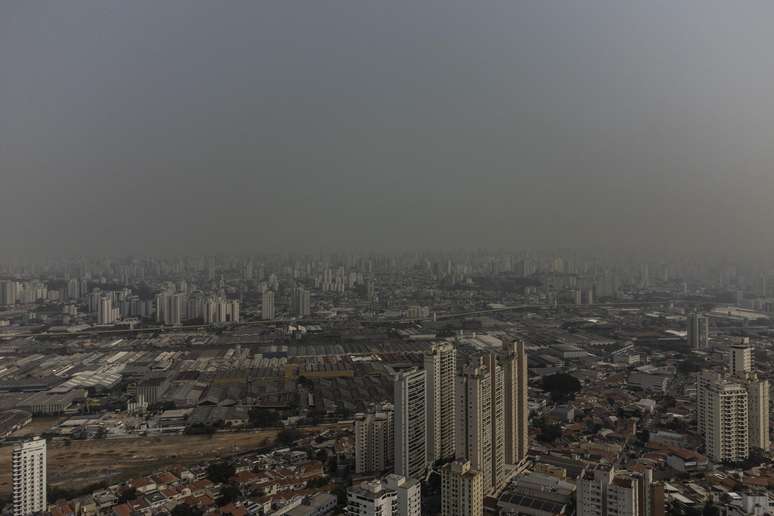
352;340;529;515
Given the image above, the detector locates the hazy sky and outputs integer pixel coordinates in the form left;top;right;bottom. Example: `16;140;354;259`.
2;1;774;259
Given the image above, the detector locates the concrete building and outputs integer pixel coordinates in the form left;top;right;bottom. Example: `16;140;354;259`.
702;377;749;462
455;357;505;494
346;475;420;516
746;375;770;450
687;312;709;349
577;463;614;516
291;287;311;317
0;280;17;306
729;339;770;450
12;437;47;516
383;474;421;516
66;278;80;301
441;460;483;516
503;339;529;464
97;295;117;325
577;464;650;516
394;368;426;481
164;293;184;326
731;341;753;376
424;342;456;463
204;297;240;324
346;479;396;516
261;289;275;320
698;340;769;456
354;403;394;474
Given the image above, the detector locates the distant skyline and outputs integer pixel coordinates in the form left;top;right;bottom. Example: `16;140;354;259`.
3;1;774;260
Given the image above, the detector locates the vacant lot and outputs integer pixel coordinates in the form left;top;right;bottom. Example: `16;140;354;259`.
0;431;277;495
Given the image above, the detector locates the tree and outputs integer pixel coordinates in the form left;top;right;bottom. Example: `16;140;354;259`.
537;424;563;443
297;375;314;388
249;408;281;428
217;484;241;506
277;428;301;446
206;462;236;484
702;503;720;516
171;503;203;516
117;487;137;504
541;373;582;402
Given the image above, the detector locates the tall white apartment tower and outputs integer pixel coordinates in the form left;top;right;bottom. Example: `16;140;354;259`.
261;290;275;320
424;342;456;463
12;437;47;516
704;379;749;462
577;463;614;516
687;312;709;349
441;460;483;516
98;296;115;325
456;357;505;494
394;368;427;481
354;403;394;474
383;474;422;516
730;339;770;451
731;341;753;376
503;339;529;464
747;377;770;450
291;287;311;317
164;293;184;326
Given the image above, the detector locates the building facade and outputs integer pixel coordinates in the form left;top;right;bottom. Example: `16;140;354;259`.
12;437;47;516
441;460;483;516
424;342;456;463
354;403;394;474
503;339;529;464
394;368;427;480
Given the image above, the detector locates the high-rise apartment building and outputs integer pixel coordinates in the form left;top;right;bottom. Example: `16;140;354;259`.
1;280;18;306
383;474;422;516
687;312;709;349
731;340;770;450
731;341;753;376
424;342;457;463
346;475;421;516
702;377;749;462
578;464;642;516
291;287;311;317
394;368;427;481
164;293;184;326
346;479;397;516
455;357;505;494
355;403;394;474
203;297;240;324
12;437;47;516
66;278;80;301
503;339;529;464
98;295;116;325
577;465;663;516
441;460;483;516
698;339;770;458
261;289;275;320
746;375;770;450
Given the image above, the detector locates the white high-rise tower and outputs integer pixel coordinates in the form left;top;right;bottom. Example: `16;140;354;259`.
12;437;47;516
424;342;456;463
261;290;275;320
394;368;427;480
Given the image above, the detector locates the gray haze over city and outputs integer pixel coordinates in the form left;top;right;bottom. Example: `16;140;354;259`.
2;1;774;259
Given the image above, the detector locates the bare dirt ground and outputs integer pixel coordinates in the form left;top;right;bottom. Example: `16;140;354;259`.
0;431;278;495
